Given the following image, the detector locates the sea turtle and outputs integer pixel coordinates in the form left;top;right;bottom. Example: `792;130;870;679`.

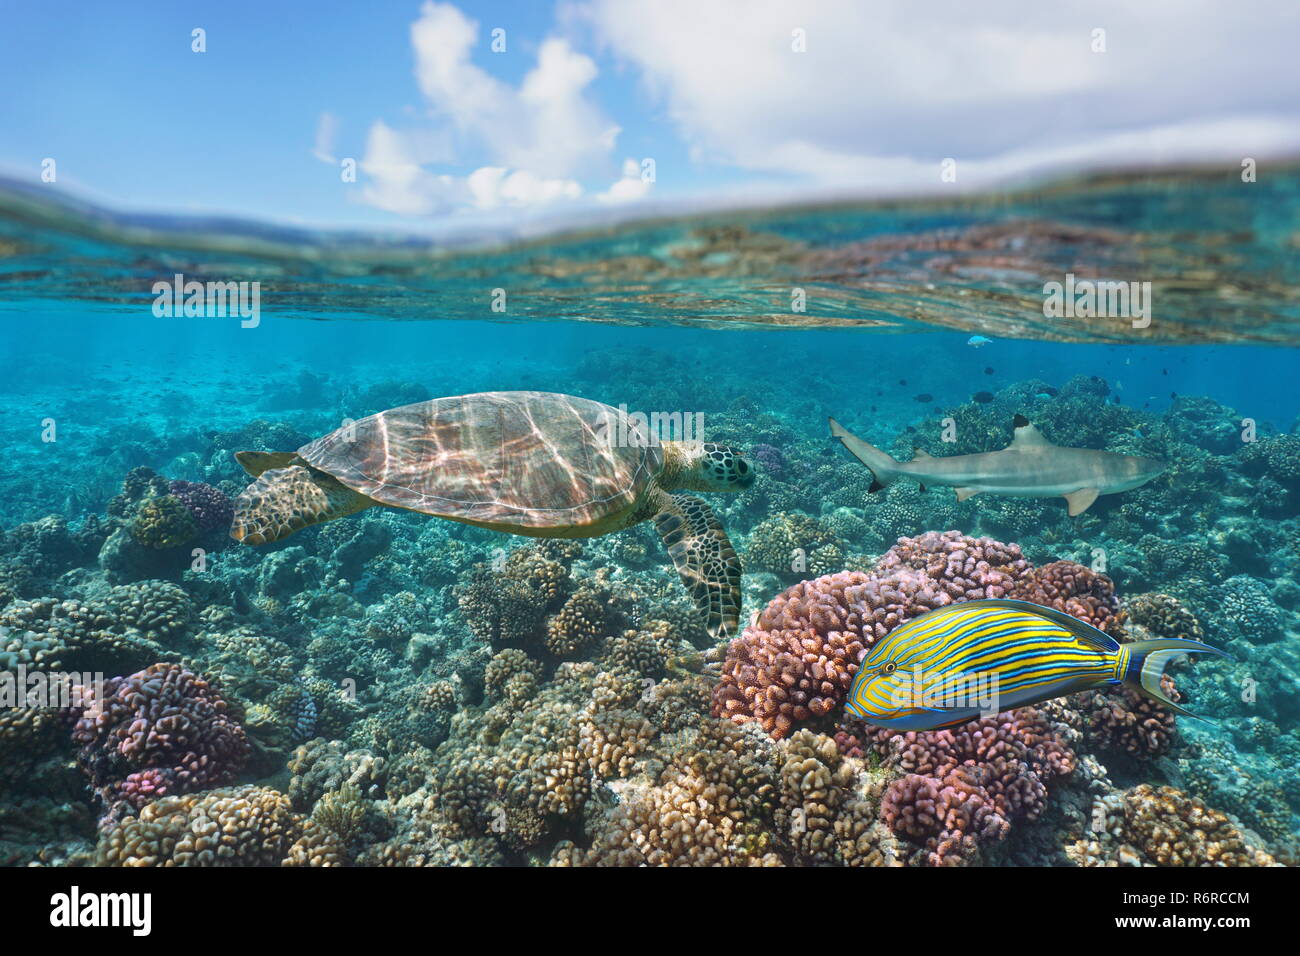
230;391;754;639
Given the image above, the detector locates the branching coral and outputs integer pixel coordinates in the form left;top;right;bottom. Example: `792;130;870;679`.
746;511;845;579
858;707;1076;865
130;495;199;549
711;571;870;738
105;580;193;642
1120;592;1204;642
1073;684;1181;758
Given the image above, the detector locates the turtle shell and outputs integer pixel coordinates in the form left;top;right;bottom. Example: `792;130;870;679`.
296;391;664;531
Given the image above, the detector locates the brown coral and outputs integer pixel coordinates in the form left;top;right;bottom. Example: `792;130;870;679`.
1117;784;1276;866
1008;560;1120;632
96;785;344;866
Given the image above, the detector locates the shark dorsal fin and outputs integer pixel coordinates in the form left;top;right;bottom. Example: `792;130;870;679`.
1009;415;1052;449
912;447;934;460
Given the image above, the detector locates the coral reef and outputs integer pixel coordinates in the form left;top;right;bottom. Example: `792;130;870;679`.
1008;560;1120;632
0;358;1295;869
131;495;198;549
167;480;234;534
746;511;845;579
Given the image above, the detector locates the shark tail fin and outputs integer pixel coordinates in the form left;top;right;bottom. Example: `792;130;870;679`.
828;417;901;493
1121;638;1231;719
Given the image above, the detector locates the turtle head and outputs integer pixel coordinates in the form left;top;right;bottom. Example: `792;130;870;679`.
673;442;755;492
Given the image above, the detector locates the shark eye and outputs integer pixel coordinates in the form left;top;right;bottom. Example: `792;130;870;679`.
881;662;897;675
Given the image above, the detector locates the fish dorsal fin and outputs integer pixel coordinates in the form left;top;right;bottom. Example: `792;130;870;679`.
912;447;934;460
1064;487;1100;516
959;599;1121;653
1008;415;1052;449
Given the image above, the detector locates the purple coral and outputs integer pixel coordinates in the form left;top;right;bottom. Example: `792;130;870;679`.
750;443;788;479
168;480;234;534
72;662;249;815
866;708;1075;865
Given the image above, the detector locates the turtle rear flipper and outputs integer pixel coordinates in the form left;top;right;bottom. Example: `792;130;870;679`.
232;465;373;545
651;491;742;641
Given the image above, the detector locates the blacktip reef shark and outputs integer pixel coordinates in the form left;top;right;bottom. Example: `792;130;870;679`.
828;414;1166;515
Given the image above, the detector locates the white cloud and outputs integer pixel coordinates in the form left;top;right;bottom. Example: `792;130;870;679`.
351;1;623;216
360;120;464;215
410;2;505;123
583;0;1300;190
597;158;652;204
467;166;582;209
509;38;621;176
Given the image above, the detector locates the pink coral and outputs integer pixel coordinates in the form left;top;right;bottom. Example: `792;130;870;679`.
751;443;789;478
864;708;1075;865
713;529;1135;866
710;571;871;739
72;662;249;816
882;768;1009;864
874;530;1030;602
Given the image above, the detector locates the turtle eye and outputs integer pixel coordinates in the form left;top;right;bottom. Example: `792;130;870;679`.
881;662;897;675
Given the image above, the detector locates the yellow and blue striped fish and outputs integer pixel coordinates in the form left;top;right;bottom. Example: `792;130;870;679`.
845;599;1229;731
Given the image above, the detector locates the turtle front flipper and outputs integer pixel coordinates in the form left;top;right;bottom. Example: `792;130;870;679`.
651;491;742;641
232;465;374;545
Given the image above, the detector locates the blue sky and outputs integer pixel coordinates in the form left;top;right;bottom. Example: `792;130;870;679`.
3;0;1299;234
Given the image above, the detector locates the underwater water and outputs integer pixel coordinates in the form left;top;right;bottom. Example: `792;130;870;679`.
0;166;1297;867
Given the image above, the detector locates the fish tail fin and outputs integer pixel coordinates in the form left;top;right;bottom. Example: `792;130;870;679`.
1121;638;1231;719
828;417;900;493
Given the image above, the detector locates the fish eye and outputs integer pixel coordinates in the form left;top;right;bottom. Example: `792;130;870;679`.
881;662;896;675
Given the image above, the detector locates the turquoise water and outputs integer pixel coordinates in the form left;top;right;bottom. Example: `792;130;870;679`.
1;167;1297;867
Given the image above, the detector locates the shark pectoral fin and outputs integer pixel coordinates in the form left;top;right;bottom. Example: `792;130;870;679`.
912;447;934;460
1064;487;1100;516
954;487;979;502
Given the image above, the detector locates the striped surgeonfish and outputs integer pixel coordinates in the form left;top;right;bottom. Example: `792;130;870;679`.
845;599;1228;731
